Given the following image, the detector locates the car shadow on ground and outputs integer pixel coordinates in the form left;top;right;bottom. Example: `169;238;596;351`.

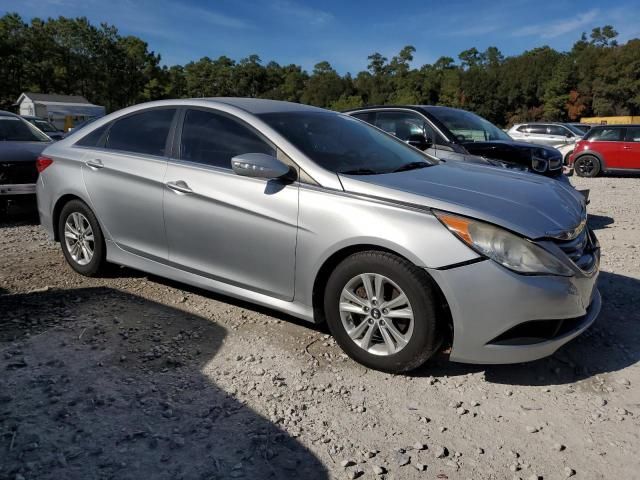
588;213;614;231
0;197;39;228
0;287;329;480
413;271;640;386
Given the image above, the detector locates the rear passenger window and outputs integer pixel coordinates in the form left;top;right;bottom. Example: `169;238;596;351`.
588;128;624;141
625;127;640;142
180;109;274;169
548;125;569;136
105;109;176;156
76;123;110;148
351;112;376;124
528;125;547;134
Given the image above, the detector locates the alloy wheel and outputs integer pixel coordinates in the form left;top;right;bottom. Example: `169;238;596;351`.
339;273;414;356
64;212;95;266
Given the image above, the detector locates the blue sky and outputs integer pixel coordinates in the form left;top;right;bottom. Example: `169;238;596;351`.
3;0;640;73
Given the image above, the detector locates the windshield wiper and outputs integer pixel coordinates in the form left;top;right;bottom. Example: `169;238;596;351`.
392;161;430;173
338;168;379;175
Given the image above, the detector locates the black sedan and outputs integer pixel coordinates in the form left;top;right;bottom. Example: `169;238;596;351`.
345;105;567;182
22;115;65;140
0;110;52;215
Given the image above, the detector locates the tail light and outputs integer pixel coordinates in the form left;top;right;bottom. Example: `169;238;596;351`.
36;156;54;173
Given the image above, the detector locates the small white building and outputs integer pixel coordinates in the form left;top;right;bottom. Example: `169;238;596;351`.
15;92;105;131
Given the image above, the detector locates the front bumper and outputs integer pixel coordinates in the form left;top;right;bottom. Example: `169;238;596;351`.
0;183;36;196
427;259;600;364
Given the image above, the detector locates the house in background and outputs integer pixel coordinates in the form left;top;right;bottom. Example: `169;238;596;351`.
15;92;105;131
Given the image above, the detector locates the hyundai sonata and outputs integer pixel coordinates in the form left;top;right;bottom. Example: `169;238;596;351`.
36;99;601;372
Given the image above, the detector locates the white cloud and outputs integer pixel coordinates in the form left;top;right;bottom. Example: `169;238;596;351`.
513;9;599;38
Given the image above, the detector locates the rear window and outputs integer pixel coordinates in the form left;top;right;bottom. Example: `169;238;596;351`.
625;127;640;142
0;116;50;142
105;108;176;156
585;127;625;142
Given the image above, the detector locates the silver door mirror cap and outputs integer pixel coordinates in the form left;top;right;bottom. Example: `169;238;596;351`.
231;153;290;179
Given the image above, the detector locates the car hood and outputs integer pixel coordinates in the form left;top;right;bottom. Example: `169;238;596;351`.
0;141;51;162
338;161;586;240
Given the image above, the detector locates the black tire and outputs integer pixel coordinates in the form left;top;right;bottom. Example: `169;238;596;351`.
324;251;443;373
58;199;107;276
574;154;601;177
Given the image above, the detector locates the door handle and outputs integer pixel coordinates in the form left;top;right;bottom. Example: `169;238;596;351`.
623;145;632;150
166;181;193;194
85;159;104;169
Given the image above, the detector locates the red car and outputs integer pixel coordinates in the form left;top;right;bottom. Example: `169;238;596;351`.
570;124;640;177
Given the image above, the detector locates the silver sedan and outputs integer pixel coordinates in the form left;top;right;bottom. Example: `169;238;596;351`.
36;99;601;372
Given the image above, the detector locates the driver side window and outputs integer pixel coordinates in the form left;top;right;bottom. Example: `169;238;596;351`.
180;109;275;169
374;111;437;144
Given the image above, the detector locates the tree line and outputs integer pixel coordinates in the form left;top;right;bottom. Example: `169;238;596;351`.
1;13;639;126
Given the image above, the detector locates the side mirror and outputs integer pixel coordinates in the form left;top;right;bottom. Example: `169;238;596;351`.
231;153;291;179
406;133;433;150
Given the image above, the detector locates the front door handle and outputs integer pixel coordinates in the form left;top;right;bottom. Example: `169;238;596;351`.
623;145;632;150
166;181;193;194
85;159;104;169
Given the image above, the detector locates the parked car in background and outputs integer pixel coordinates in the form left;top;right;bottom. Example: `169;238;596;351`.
62;116;99;137
37;98;599;372
0;110;52;215
507;122;584;147
569;125;640;177
21;115;65;140
345;106;566;182
569;123;592;135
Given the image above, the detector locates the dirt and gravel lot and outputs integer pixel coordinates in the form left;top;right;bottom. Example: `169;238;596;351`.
1;176;639;480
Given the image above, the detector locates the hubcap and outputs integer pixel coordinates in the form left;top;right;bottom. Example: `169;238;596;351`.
339;273;414;356
64;212;95;266
577;157;594;175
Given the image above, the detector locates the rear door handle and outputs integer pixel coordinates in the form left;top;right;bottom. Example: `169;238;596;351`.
623;145;632;150
85;159;104;169
166;181;193;194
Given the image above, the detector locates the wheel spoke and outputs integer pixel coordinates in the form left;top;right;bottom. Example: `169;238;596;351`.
379;325;397;354
384;307;413;319
84;232;94;242
346;319;370;340
360;274;374;301
64;230;78;240
384;320;410;347
359;322;376;350
341;289;368;308
381;293;408;310
374;274;384;301
340;302;366;315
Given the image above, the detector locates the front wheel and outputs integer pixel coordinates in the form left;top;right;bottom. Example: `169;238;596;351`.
574;155;601;177
324;251;443;373
58;200;107;276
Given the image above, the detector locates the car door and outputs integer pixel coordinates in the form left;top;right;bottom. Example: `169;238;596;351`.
590;127;626;168
162;107;298;300
621;126;640;169
547;125;574;146
81;107;176;260
524;124;550;145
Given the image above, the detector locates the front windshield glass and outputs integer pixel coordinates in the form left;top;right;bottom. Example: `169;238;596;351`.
0;116;50;142
564;124;585;136
32;119;57;133
258;111;436;174
429;108;512;142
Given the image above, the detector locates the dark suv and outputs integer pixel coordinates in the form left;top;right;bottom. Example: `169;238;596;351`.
345;106;566;182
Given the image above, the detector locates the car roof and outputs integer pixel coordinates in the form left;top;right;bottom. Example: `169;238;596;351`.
0;110;20;118
201;97;326;114
590;124;640;129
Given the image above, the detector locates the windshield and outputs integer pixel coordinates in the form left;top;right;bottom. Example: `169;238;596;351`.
31;119;58;133
428;108;512;142
258;111;436;174
564;124;586;136
0;116;50;142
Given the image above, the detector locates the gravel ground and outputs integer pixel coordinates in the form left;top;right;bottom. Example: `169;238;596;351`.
1;176;639;480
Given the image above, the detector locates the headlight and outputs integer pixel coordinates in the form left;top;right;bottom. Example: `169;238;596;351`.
532;147;562;172
434;211;574;276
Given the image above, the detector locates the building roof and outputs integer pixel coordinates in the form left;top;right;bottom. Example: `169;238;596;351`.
21;92;92;104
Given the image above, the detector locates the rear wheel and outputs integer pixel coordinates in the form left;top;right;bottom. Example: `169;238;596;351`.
574;155;601;177
324;251;442;373
58;200;106;276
